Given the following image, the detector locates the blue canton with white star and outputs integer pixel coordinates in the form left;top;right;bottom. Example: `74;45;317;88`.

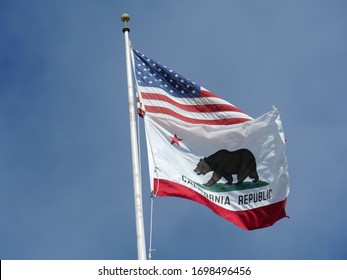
133;49;201;98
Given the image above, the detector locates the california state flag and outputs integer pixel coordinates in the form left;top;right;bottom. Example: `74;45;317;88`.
133;49;290;230
144;108;289;230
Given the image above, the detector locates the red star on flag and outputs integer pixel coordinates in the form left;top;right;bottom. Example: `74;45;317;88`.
170;134;182;146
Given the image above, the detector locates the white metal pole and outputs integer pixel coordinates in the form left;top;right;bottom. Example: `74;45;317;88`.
121;13;147;260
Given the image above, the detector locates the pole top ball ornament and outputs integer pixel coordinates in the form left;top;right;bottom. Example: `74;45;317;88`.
121;13;130;33
121;13;130;23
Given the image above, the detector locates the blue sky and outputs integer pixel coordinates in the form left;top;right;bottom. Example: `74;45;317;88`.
1;0;346;260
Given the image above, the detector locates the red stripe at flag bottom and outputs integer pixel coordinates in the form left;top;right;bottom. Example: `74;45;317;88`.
154;179;288;231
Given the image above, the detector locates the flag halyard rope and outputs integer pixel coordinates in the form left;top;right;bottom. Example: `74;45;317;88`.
131;46;159;260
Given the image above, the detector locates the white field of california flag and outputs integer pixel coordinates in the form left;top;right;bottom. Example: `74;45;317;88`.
133;49;290;230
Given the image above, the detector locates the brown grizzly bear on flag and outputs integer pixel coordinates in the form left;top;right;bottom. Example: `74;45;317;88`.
194;149;259;187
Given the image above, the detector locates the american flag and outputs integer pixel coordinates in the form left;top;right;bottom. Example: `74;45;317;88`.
132;50;252;125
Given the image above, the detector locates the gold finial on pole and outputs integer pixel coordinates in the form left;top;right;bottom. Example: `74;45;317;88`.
121;13;130;33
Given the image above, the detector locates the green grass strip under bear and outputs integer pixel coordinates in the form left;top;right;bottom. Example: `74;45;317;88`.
196;180;269;193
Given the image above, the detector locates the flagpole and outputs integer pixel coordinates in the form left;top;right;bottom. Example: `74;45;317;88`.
121;13;147;260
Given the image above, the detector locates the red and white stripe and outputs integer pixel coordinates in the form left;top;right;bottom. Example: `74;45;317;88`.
137;86;252;125
154;179;288;231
